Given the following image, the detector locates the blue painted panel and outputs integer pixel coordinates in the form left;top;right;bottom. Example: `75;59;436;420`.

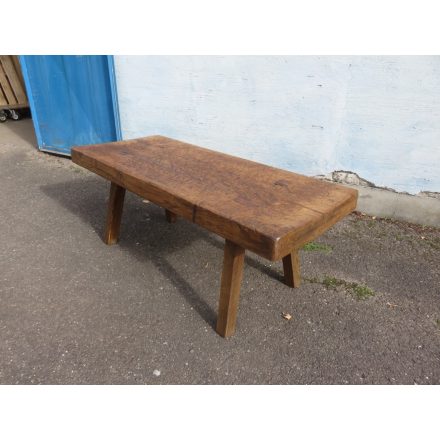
20;55;119;155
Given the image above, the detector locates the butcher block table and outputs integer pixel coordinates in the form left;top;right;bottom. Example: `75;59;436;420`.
72;136;358;337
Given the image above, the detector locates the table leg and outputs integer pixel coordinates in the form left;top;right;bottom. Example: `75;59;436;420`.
282;250;301;288
216;240;245;338
165;209;177;223
104;182;126;245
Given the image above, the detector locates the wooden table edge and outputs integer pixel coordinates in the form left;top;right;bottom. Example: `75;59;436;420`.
72;142;359;338
72;146;358;261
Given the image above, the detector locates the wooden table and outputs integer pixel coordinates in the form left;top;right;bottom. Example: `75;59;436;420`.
72;136;358;337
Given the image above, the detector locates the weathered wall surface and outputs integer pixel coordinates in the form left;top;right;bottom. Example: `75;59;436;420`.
114;56;440;195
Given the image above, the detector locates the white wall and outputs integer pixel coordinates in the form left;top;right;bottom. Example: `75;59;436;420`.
114;56;440;195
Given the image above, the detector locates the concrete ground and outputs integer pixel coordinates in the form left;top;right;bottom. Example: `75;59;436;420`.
1;119;439;384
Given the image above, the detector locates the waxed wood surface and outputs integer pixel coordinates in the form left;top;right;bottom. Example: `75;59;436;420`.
104;182;125;245
282;251;301;288
165;209;177;223
216;240;245;337
72;135;357;260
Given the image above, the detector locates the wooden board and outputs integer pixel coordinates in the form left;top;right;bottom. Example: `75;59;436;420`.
72;136;357;260
0;61;15;104
12;56;25;89
0;83;7;106
0;55;28;109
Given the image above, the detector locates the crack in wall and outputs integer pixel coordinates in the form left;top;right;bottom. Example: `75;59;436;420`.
316;170;440;199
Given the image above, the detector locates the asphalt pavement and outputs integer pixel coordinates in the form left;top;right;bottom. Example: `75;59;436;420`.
1;119;439;384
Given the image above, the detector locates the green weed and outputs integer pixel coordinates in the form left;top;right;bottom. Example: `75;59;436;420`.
302;242;333;253
309;275;375;300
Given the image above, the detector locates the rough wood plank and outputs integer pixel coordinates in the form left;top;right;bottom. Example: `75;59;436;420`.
104;182;126;245
0;62;16;104
216;240;245;338
0;102;28;110
0;56;27;104
72;136;358;261
11;56;25;90
0;84;7;106
282;251;301;288
165;209;177;223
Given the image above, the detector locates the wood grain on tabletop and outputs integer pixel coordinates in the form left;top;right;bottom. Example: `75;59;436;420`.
72;136;357;260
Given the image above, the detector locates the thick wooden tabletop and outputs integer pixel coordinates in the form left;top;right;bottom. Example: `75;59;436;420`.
72;136;357;260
